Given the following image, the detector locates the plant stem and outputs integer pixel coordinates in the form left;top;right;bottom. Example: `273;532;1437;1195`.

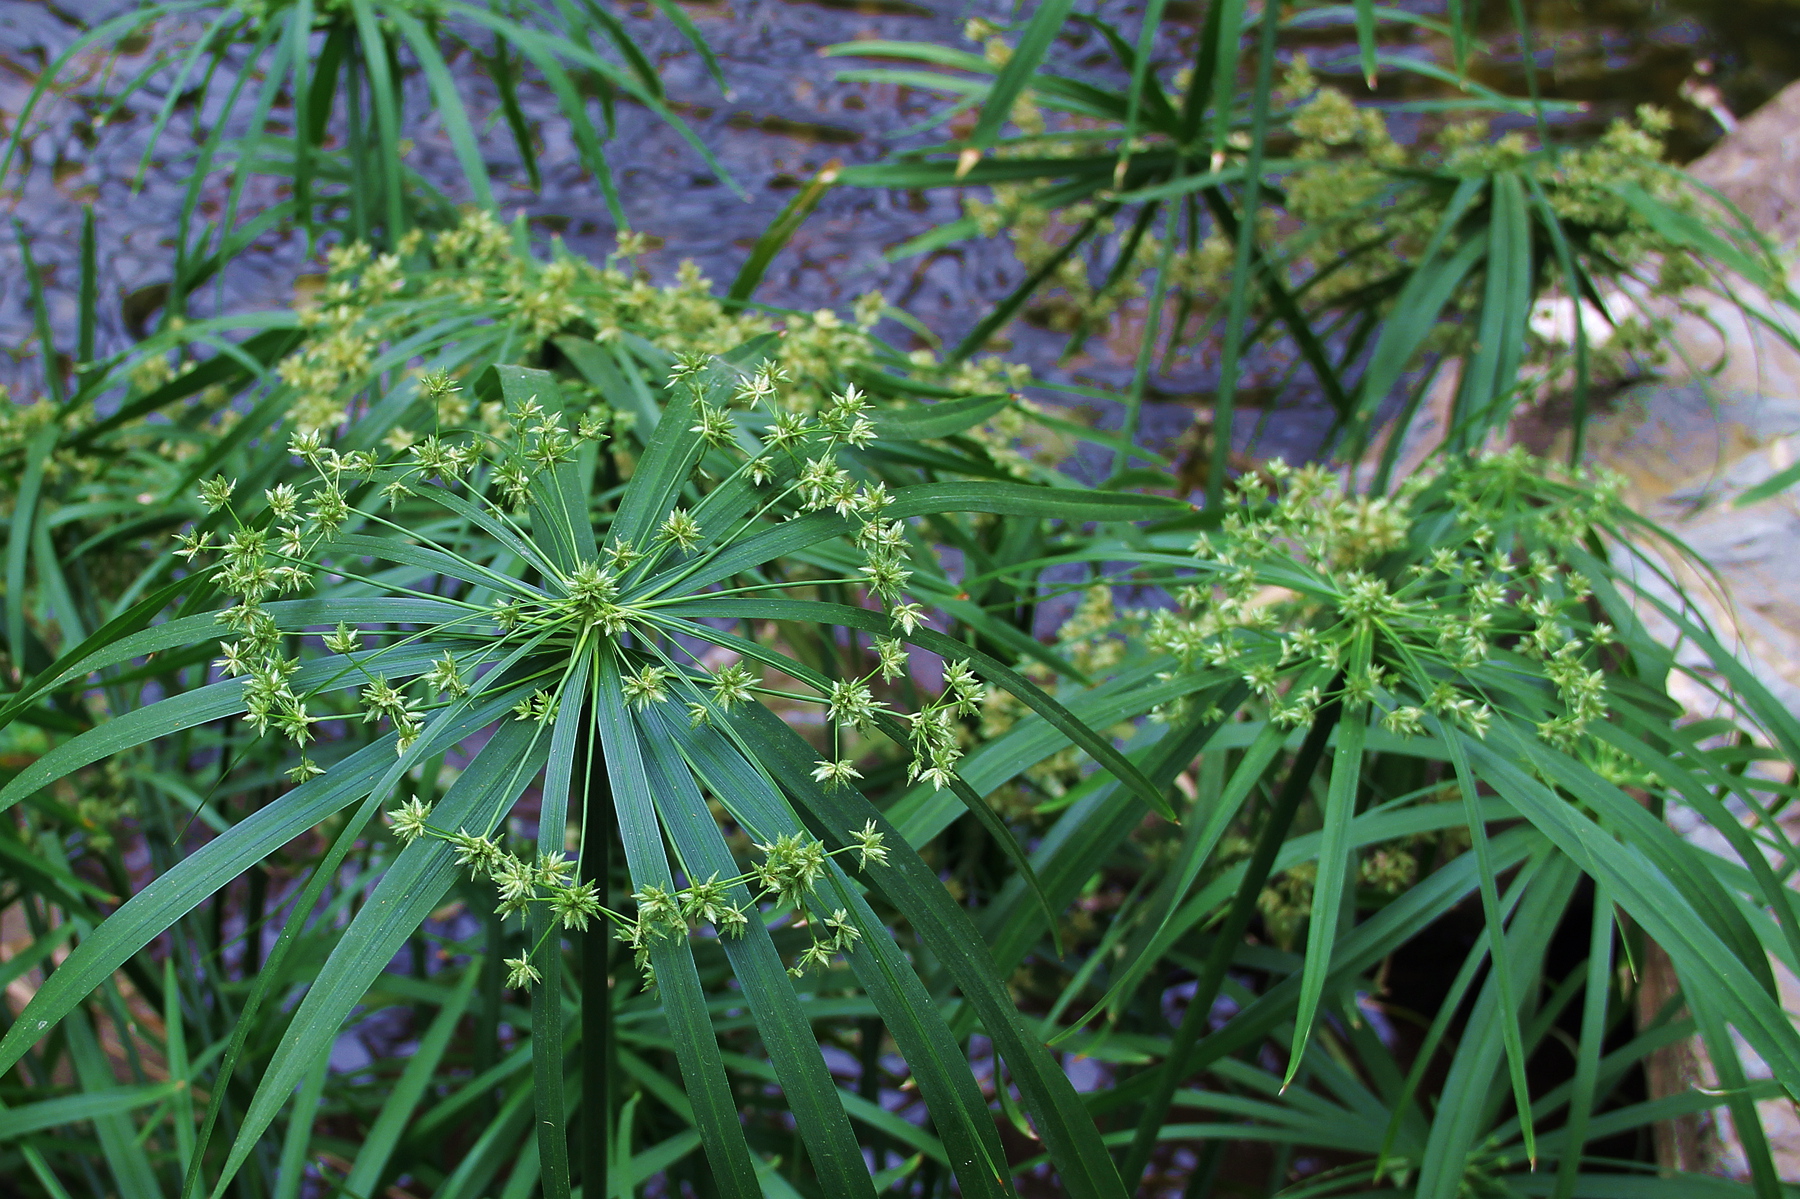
580;720;617;1197
1204;0;1283;510
476;905;503;1124
1119;694;1343;1185
858;1016;886;1172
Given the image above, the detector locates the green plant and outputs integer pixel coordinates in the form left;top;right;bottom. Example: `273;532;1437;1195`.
8;2;1800;1196
9;283;1800;1195
0;211;1056;690
1;0;730;338
829;6;1799;500
0;305;1190;1195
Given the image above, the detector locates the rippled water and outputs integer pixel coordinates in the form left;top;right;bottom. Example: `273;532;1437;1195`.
0;0;1789;463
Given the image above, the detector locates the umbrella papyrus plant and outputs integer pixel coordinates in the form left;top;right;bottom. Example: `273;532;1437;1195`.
0;352;1183;1199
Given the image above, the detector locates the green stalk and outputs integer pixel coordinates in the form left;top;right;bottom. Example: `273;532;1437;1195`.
580;700;617;1198
1118;692;1342;1186
1111;199;1182;481
858;1017;886;1172
1204;0;1282;510
476;906;504;1124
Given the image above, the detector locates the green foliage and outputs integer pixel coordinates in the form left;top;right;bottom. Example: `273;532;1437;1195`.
0;0;728;334
6;2;1800;1198
830;8;1798;488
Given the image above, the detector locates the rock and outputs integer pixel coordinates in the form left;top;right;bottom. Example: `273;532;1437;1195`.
1688;79;1800;250
1572;81;1800;1183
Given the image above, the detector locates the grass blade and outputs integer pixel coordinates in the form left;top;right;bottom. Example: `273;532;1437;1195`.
271;1057;329;1199
1550;881;1614;1199
728;700;1130;1199
387;9;496;210
1205;0;1281;508
966;0;1076;167
1450;172;1531;446
592;653;762;1199
728;161;842;304
637;711;877;1199
1119;697;1339;1185
6;425;56;677
670;707;1017;1198
209;718;550;1196
1353;0;1381;85
1284;688;1367;1089
65;1011;159;1199
534;652;593;1199
342;964;481;1198
1439;720;1537;1166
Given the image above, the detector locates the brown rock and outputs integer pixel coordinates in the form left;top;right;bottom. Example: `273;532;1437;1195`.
1688;80;1800;247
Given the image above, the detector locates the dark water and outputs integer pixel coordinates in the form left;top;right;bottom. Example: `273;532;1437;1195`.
0;0;1789;463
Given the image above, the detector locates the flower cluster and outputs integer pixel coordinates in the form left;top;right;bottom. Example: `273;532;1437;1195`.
899;660;987;791
172;334;971;1000
1135;451;1626;756
936;25;1749;402
279;243;407;431
187;370;695;757
243;210;1050;475
389;796;891;989
189;438;421;777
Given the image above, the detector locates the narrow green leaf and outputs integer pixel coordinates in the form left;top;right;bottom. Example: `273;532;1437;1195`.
1204;0;1248;154
870;394;1009;441
1522;174;1594;464
387;10;495;209
14;220;65;406
1206;0;1283;508
1468;727;1800;1099
1373;852;1542;1178
1116;0;1171;186
210;719;550;1197
76;207;96;384
534;652;592;1199
0;1083;177;1140
820;40;992;73
592;654;761;1199
343;964;481;1198
162;958;196;1180
6;425;56;672
1439;718;1537;1166
1353;0;1380;85
1413;854;1578;1199
729;161;842;304
1350;185;1484;428
608;378;703;552
727;701;1129;1199
271;1057;329;1199
1450;172;1532;445
646;0;727;95
347;0;407;241
968;0;1076;155
668;709;1016;1199
1119;702;1340;1186
1285;698;1367;1089
637;712;877;1199
1550;881;1614;1199
65;1011;160;1199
